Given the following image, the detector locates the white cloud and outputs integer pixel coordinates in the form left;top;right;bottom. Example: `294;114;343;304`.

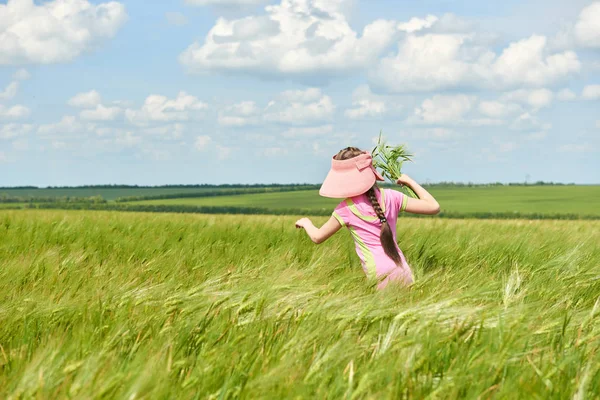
0;82;18;100
371;34;477;92
410;94;476;124
195;135;212;151
38;116;86;136
126;91;208;125
0;151;7;163
12;69;30;81
0;123;33;139
492;36;579;87
0;104;30;119
281;124;333;138
165;12;188;26
397;15;438;33
186;0;269;5
574;2;600;48
509;112;552;131
344;85;389;119
501;88;554;110
0;0;128;65
218;88;334;127
142;124;186;140
582;84;600;100
80;105;121;121
556;88;577;101
180;0;397;80
478;101;521;118
264;88;334;125
372;33;580;92
115;131;141;148
69;90;102;108
218;101;260;127
597;120;600;129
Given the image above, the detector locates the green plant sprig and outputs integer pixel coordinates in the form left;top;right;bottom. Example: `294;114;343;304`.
371;130;417;198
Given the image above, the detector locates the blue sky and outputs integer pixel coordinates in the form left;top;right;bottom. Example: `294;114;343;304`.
0;0;599;186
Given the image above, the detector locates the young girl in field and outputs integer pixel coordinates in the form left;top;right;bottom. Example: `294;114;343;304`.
295;147;440;289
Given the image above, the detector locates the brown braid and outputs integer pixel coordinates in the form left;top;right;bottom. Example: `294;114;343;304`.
366;186;402;265
335;146;402;266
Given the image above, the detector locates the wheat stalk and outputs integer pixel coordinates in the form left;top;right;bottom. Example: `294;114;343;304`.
371;130;417;198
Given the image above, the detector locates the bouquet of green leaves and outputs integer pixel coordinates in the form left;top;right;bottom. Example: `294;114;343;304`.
371;131;417;198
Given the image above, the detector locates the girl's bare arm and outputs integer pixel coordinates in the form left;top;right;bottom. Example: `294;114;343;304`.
295;216;342;244
397;174;440;215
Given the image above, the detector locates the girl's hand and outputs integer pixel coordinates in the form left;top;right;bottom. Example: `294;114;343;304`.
396;174;413;186
295;218;312;229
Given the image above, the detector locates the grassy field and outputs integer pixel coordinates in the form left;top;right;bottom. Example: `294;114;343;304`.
130;185;600;217
1;210;599;398
0;203;25;209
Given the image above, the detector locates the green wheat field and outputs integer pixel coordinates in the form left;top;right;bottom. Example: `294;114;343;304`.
1;210;599;398
129;186;600;216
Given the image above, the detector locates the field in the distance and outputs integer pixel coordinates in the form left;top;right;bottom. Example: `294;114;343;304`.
1;210;599;398
0;186;291;201
130;185;600;216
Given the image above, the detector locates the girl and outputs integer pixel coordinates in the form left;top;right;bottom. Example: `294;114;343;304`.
295;147;440;289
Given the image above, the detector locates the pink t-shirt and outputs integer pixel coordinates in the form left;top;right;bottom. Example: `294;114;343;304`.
332;188;413;289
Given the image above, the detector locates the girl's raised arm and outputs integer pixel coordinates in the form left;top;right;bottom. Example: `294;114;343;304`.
295;216;342;244
397;174;440;215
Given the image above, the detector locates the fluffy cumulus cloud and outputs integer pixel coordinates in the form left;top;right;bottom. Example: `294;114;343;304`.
126;91;208;125
556;88;577;101
0;104;30;119
574;2;600;48
372;33;580;92
180;0;397;79
582;84;600;100
218;88;334;127
180;0;587;92
0;123;33;139
218;101;261;127
68;90;102;108
263;88;334;125
114;131;141;148
478;100;521;119
80;104;122;121
344;85;389;120
12;68;30;80
501;88;554;110
0;0;128;65
410;94;476;124
0;82;19;100
37;115;87;136
509;112;551;132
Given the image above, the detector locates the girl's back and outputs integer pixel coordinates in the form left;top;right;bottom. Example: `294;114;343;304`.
333;188;412;288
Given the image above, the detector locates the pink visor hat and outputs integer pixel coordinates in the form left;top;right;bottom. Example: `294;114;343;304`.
319;151;384;198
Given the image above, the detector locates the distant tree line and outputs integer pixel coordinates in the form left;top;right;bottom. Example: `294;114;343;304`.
0;181;583;190
28;202;600;221
0;183;320;190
